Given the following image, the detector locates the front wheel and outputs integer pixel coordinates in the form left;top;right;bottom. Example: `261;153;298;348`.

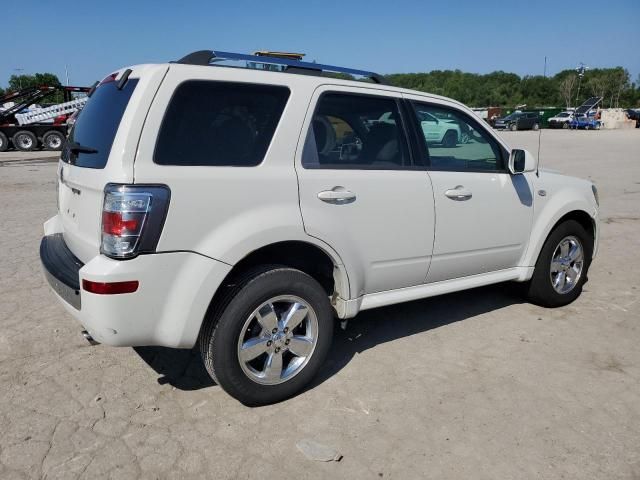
510;123;518;132
199;266;334;406
525;219;593;307
0;132;8;152
533;123;540;131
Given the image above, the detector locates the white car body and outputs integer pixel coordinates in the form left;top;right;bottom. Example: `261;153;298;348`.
41;61;599;349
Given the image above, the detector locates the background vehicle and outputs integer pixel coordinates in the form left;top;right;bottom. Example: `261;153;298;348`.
548;111;574;129
39;51;599;405
625;108;640;128
0;85;89;152
569;114;601;130
493;111;541;131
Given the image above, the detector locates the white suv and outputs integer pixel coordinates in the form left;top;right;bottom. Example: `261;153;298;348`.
40;51;599;405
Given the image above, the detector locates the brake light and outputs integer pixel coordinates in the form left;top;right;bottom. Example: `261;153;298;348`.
101;184;170;259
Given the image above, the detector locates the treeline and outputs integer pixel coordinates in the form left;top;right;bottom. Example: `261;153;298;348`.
0;73;64;103
386;67;639;108
3;68;639;109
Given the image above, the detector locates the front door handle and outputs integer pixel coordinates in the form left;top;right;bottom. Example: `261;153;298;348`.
318;187;356;205
444;185;473;201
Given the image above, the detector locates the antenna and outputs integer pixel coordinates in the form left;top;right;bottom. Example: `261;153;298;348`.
536;57;547;177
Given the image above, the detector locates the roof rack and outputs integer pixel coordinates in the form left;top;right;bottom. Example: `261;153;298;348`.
174;50;386;85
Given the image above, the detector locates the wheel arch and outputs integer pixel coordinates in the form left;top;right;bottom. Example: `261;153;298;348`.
522;206;597;269
200;240;351;336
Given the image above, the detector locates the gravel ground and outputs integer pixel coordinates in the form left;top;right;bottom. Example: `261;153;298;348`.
0;129;639;479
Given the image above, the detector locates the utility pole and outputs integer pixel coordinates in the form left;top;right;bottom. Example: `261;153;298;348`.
14;68;25;89
575;63;588;105
543;56;547;78
65;65;70;86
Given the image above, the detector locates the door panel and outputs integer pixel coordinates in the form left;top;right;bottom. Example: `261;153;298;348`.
403;94;534;282
295;87;435;296
427;171;533;282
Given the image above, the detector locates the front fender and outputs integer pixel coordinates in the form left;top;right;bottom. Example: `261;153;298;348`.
520;185;598;268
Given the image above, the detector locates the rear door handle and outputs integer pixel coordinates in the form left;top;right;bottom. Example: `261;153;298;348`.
444;185;473;201
318;187;356;204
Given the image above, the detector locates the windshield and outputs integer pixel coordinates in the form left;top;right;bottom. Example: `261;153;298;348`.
62;79;138;169
503;112;523;120
557;112;570;118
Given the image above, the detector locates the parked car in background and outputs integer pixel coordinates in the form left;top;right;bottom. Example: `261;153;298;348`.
625;108;640;128
494;112;541;131
548;111;574;129
569;114;601;130
40;51;600;405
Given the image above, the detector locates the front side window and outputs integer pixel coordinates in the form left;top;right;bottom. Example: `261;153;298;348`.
154;81;290;166
411;102;505;172
302;93;410;170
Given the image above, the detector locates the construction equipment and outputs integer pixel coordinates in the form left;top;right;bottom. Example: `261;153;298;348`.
0;85;90;152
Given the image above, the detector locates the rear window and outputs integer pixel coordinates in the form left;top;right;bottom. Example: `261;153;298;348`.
62;79;138;169
154;81;290;167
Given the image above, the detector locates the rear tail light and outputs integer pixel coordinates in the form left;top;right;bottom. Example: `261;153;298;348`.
101;184;170;259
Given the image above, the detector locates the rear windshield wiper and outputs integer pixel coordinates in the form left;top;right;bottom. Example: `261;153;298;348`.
67;141;98;154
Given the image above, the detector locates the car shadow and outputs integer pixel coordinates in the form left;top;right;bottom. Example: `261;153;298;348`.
134;282;525;392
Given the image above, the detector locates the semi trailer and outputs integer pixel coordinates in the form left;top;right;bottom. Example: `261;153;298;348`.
0;85;90;151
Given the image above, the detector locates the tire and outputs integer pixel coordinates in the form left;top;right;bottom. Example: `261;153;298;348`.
562;122;569;129
0;132;8;152
533;123;540;131
442;130;457;148
510;123;518;132
525;219;593;308
13;130;37;151
42;131;65;151
585;125;591;130
199;266;334;406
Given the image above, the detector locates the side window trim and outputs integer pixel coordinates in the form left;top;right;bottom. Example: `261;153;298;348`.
302;90;417;171
406;99;509;173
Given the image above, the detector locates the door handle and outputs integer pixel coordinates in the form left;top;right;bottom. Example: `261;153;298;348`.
318;187;356;204
444;185;473;201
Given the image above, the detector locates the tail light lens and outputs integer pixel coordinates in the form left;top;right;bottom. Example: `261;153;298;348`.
101;184;170;259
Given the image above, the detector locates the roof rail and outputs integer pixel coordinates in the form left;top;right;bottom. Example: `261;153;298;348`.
174;50;387;85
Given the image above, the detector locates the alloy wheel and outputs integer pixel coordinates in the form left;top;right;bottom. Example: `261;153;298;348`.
237;295;318;385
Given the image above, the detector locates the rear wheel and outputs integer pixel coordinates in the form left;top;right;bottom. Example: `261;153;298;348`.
562;122;569;129
442;130;457;148
13;130;37;151
199;266;334;406
525;219;593;307
42;131;65;151
0;132;8;152
533;123;540;131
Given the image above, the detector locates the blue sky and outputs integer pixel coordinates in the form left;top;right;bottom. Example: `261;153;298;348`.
2;0;639;88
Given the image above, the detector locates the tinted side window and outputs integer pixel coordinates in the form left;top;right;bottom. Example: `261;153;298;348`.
63;79;138;169
411;102;505;172
302;93;410;170
154;81;290;166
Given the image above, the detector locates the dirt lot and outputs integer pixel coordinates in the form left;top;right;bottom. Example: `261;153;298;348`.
0;129;639;479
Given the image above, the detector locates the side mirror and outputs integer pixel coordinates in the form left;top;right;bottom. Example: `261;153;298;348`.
508;148;536;174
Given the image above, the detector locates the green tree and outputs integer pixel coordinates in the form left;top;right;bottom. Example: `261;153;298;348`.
8;72;61;91
6;72;63;103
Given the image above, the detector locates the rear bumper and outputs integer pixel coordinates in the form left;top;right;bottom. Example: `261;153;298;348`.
40;229;232;348
40;234;83;310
